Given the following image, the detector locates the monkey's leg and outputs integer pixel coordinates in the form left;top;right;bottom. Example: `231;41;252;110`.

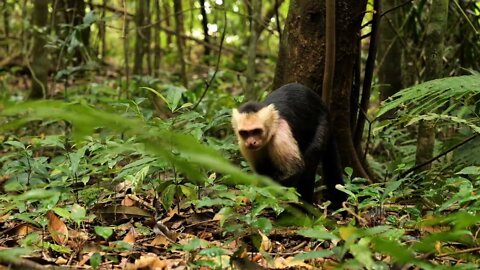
303;117;346;209
322;138;347;209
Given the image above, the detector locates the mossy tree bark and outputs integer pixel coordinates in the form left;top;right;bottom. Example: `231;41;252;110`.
415;1;449;171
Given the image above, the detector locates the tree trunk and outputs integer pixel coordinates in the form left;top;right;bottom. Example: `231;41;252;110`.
245;0;262;101
145;0;152;75
153;0;161;76
199;0;210;61
2;0;10;53
273;0;369;179
30;0;49;99
173;0;188;88
378;0;403;115
99;0;107;60
133;0;150;75
415;0;449;171
163;1;173;45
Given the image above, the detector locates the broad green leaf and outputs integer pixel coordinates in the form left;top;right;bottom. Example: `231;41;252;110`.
94;226;114;240
293;250;334;261
71;204;87;224
4;140;26;150
90;252;102;270
0;247;33;261
456;166;480;175
251;217;272;234
297;228;339;241
161;184;177;210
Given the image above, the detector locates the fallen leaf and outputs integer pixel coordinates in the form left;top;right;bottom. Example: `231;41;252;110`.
151;235;170;246
15;224;37;236
46;210;69;245
122;196;135;206
125;254;166;270
258;231;272;252
153;221;177;242
123;227;137;244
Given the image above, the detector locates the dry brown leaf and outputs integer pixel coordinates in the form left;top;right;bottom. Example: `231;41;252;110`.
0;214;10;222
151;235;171;246
15;224;37;236
123;227;137;244
46;210;69;245
153;221;177;242
267;256;313;269
122;196;135;206
125;254;166;270
55;257;68;265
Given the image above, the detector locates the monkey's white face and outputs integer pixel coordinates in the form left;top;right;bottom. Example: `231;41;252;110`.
238;127;265;150
232;105;279;151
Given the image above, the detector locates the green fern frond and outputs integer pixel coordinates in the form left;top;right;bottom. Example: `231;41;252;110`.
378;75;480;117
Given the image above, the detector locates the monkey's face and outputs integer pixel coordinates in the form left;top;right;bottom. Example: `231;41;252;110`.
238;128;265;150
232;105;278;152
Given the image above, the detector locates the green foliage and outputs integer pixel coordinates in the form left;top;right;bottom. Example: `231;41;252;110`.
378;75;480;126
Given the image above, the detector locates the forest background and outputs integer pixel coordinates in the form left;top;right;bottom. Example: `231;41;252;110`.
1;0;480;269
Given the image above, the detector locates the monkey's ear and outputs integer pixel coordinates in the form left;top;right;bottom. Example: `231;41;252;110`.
258;104;277;124
231;108;240;129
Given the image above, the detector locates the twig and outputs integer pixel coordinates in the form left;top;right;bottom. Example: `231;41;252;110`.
380;0;414;19
192;8;227;110
399;134;479;178
437;246;480;258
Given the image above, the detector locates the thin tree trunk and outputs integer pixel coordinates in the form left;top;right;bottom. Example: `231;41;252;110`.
173;0;188;88
378;0;403;118
199;0;210;61
145;0;152;75
30;0;49;99
153;0;161;76
2;0;10;53
121;0;130;99
415;0;449;171
99;0;107;60
133;0;148;75
245;0;262;101
163;1;173;45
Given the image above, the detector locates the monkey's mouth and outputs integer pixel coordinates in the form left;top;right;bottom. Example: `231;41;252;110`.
246;144;261;151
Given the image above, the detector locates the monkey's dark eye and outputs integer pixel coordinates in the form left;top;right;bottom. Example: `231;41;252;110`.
239;130;249;138
251;129;263;136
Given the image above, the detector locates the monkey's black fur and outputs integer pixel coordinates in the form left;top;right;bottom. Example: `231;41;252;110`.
239;83;346;208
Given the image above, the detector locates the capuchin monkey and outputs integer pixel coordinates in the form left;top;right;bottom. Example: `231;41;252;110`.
231;83;346;209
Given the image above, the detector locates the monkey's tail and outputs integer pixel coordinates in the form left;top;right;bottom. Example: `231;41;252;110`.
322;137;347;209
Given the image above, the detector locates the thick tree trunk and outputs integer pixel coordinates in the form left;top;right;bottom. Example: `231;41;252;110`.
415;0;449;171
30;0;49;99
273;0;369;179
